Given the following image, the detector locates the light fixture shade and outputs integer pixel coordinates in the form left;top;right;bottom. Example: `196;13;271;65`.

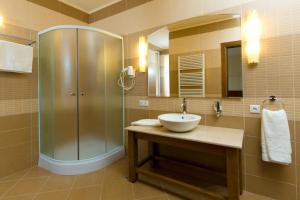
138;36;147;72
245;10;261;64
0;16;4;27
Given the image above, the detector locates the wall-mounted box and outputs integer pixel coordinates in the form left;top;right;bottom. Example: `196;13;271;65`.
0;40;33;73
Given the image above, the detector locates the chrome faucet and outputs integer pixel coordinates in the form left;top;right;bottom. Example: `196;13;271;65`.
181;98;187;114
214;100;222;117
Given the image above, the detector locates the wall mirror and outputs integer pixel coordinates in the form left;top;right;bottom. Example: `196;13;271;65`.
147;14;242;98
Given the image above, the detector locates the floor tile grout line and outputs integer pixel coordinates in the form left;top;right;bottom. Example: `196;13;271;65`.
65;176;78;200
159;180;173;200
98;177;105;200
31;175;52;200
130;177;135;200
0;176;105;199
98;166;109;200
0;160;275;200
0;168;34;199
134;194;170;200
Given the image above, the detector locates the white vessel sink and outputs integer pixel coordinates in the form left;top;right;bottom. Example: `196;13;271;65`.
158;113;201;133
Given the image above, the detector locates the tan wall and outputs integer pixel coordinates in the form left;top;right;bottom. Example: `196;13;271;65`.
0;0;86;31
122;0;300;199
0;1;86;179
0;23;38;178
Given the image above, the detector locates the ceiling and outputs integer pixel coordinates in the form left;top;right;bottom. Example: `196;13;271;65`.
148;27;169;49
59;0;122;13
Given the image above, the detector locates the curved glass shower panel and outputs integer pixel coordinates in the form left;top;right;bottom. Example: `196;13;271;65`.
39;29;78;160
78;29;106;159
78;29;123;159
39;26;124;163
104;35;123;152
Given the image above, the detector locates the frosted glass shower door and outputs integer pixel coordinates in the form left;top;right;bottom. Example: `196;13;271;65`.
39;29;78;160
104;36;123;152
78;29;106;159
39;27;124;162
77;29;123;159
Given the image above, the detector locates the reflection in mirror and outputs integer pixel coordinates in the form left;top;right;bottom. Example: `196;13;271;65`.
147;27;170;97
147;14;242;98
221;41;242;97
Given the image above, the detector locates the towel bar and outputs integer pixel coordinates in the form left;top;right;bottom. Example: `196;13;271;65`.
262;96;285;110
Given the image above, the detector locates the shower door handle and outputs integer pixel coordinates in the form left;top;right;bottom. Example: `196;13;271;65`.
68;92;76;96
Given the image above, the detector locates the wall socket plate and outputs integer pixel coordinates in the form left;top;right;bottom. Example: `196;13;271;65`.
250;105;261;113
139;100;149;107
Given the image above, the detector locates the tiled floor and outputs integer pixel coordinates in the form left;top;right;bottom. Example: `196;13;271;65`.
0;158;274;200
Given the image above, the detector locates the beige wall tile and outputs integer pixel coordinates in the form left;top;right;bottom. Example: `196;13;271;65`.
0;23;39;179
0;143;31;178
245;155;296;184
244;117;261;138
126;109;149;124
205;115;244;129
125;72;148;96
245;174;296;200
244;136;260;155
0;114;31;133
0;128;31;149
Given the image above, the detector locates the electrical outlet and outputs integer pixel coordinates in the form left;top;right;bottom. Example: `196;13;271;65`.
250;105;261;113
139;100;149;107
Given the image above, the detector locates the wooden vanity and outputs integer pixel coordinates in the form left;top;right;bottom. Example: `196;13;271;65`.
126;125;244;200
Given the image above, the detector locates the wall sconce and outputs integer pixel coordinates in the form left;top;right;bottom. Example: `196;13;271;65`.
0;16;4;27
245;10;261;65
138;36;147;72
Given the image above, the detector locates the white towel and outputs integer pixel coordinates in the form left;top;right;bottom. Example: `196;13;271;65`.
0;40;33;73
261;108;292;164
131;119;161;127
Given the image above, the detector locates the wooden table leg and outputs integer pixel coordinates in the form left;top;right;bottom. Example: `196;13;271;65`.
226;148;240;200
239;150;243;195
128;131;138;182
149;142;159;168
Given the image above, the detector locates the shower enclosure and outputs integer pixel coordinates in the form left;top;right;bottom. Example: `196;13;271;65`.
38;26;124;175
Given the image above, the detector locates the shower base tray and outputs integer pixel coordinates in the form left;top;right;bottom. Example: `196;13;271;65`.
38;146;125;175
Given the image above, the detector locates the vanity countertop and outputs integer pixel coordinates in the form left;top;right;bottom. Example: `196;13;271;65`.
126;125;244;149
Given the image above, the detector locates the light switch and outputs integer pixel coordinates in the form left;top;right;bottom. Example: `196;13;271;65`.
250;105;261;113
139;100;149;107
